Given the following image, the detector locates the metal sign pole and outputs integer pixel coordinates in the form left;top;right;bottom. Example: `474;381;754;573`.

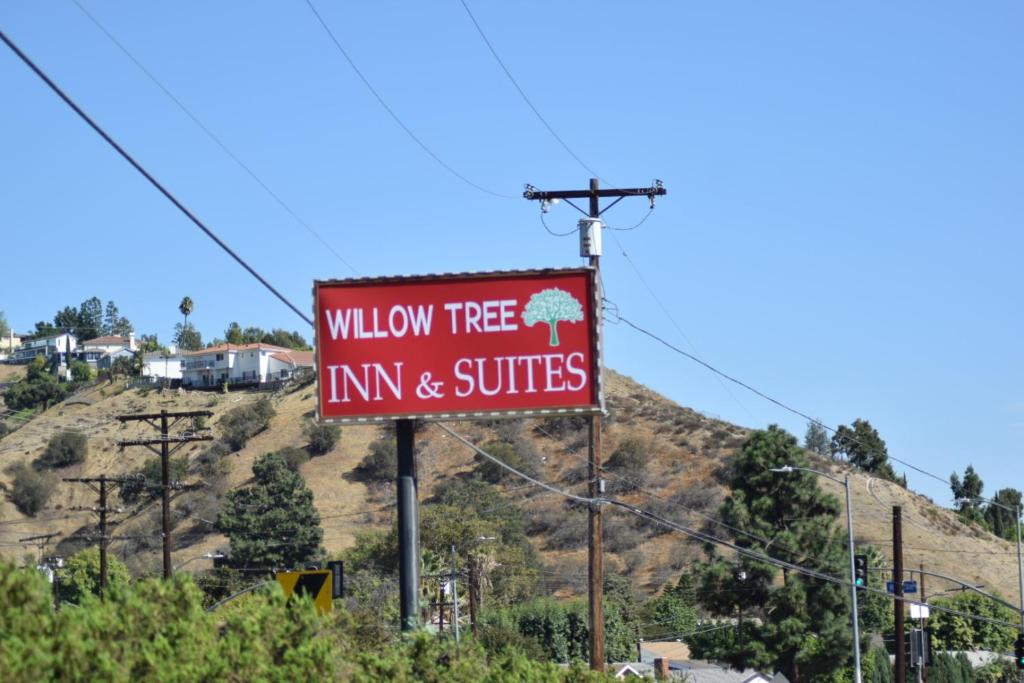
396;419;420;631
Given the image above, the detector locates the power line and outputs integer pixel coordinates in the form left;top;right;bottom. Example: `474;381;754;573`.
0;29;313;327
302;0;516;200
437;423;1019;630
605;235;757;422
68;0;360;276
614;311;951;487
456;0;602;182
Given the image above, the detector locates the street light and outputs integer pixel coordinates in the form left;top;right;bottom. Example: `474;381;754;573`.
173;551;225;573
771;465;862;683
954;495;1024;632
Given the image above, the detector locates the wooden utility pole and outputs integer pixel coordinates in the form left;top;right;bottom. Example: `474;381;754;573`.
18;532;60;565
64;474;129;595
524;178;666;670
894;506;906;683
469;563;479;636
117;409;212;578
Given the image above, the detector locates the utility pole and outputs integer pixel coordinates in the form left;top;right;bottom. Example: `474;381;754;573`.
19;532;60;565
919;564;928;683
396;418;420;631
894;506;906;683
524;177;666;671
64;474;129;595
117;409;212;578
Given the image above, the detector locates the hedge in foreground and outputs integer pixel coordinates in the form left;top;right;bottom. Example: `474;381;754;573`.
0;561;612;682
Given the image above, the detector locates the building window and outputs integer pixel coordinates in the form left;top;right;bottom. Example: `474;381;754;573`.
216;353;224;361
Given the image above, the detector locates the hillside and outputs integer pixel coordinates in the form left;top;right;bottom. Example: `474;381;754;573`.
1;369;1018;602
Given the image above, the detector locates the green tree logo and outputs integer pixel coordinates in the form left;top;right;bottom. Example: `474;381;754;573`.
521;288;584;347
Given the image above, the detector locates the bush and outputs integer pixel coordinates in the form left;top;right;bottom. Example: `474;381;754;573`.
36;430;88;469
357;440;397;482
8;463;57;515
474;440;540;484
219;398;275;451
534;415;589;440
604;437;648;493
304;422;340;456
69;360;94;383
277;446;310;472
119;456;188;503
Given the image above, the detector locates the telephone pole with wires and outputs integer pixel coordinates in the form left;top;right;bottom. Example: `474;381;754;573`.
524;178;666;670
117;409;213;578
19;532;61;565
62;474;134;595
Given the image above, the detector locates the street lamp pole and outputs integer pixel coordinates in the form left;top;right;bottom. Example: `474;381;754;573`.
772;465;862;683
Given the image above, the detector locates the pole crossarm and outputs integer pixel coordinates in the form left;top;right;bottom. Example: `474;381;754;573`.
18;532;60;543
117;435;213;447
523;185;666;200
117;410;213;422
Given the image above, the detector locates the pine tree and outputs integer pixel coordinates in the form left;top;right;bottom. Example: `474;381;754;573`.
803;420;830;457
693;425;851;682
216;453;324;570
830;419;897;481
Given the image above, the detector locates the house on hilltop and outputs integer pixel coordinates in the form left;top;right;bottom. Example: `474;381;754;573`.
79;334;136;354
10;332;76;364
182;343;313;387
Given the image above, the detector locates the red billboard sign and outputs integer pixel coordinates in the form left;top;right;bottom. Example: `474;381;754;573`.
314;268;601;422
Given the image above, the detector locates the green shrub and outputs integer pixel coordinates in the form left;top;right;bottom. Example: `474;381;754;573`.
604;437;648;492
36;430;88;469
277;446;310;472
69;360;94;383
219;398;275;451
474;439;539;483
119;456;188;503
305;422;340;456
7;463;56;515
56;547;131;604
358;440;397;482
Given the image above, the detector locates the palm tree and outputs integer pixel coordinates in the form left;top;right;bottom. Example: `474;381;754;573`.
178;296;194;330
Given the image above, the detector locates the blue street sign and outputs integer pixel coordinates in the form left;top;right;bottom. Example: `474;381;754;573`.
887;581;895;593
904;580;918;594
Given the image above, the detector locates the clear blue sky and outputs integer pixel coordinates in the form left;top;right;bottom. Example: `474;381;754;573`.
2;2;1021;506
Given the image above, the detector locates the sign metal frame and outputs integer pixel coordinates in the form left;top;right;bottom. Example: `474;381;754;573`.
313;267;603;424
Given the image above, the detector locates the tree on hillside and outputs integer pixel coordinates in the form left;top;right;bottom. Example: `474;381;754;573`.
3;357;68;411
692;425;851;682
102;301;133;336
803;420;830;457
0;310;9;338
216;452;323;570
223;322;310;350
56;547;130;604
830;419;897;481
984;488;1022;541
77;297;104;341
173;323;203;352
950;465;986;526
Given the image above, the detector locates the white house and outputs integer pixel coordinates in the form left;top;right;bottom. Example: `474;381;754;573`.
181;343;311;387
80;334;136;354
142;352;184;380
11;332;76;364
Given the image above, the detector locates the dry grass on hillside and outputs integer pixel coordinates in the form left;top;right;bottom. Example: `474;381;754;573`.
1;369;1019;601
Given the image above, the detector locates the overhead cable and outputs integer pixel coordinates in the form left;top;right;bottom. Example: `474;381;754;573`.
0;29;313;327
302;0;516;200
69;0;360;276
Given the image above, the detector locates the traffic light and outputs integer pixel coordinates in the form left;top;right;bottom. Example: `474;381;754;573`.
854;554;868;587
1014;633;1024;670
